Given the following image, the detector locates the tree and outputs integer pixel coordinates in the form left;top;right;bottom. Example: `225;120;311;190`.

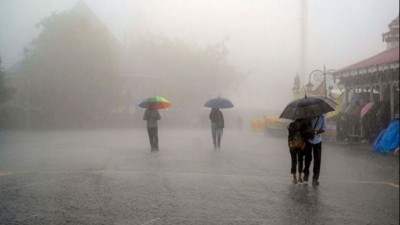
0;58;12;104
18;5;122;128
126;35;240;111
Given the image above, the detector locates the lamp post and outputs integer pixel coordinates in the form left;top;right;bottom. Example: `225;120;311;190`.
307;65;336;97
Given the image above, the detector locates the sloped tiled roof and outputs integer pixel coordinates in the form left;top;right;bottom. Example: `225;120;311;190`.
335;46;399;74
389;15;399;26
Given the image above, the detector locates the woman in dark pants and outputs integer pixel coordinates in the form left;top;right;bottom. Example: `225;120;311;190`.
288;119;308;184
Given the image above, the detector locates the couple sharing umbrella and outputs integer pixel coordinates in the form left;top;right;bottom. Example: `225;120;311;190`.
280;95;337;120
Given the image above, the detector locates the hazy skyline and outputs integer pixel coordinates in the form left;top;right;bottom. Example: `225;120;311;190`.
0;0;398;110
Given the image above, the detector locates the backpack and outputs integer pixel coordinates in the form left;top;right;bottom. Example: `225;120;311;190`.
288;122;305;149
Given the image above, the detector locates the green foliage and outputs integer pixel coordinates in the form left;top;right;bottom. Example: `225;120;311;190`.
21;10;121;128
11;3;242;128
0;58;12;104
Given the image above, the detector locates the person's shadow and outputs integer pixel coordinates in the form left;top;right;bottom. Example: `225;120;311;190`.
284;184;321;225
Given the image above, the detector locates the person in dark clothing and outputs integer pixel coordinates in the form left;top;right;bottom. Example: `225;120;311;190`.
371;101;391;142
288;118;308;184
143;104;161;151
209;108;224;150
336;112;347;141
303;115;326;186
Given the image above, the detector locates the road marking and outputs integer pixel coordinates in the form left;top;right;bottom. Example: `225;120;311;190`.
1;169;398;189
17;213;40;222
140;218;160;225
0;170;12;176
0;179;59;192
387;183;400;189
329;179;400;189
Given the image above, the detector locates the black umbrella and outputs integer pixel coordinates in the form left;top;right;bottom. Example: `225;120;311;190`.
313;96;338;108
204;97;234;109
279;95;335;120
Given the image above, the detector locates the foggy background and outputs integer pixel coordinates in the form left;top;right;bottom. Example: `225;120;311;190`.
0;0;398;129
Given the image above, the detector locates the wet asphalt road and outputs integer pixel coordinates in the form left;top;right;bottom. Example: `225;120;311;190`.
0;129;399;225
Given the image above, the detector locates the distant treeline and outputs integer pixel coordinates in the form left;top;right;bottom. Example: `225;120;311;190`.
1;5;243;129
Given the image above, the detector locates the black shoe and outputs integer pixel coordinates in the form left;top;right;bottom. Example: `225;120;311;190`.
312;179;319;186
303;174;309;182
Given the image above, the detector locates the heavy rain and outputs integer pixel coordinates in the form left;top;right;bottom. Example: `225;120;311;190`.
0;0;399;224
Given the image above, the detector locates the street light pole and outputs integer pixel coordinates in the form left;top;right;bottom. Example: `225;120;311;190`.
307;65;335;97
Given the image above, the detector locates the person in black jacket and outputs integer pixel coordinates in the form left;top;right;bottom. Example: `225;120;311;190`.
143;104;161;151
288;118;308;184
209;108;224;150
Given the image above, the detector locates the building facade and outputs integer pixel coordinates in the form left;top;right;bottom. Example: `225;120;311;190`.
334;15;399;120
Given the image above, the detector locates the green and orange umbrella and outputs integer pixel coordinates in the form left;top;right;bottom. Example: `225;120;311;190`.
138;96;171;109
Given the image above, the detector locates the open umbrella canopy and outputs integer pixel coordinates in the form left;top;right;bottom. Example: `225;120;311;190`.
361;102;374;118
139;96;171;109
204;97;234;109
280;95;335;120
313;96;338;108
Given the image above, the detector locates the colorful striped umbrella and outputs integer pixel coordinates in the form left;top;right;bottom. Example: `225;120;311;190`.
360;102;374;118
139;96;171;109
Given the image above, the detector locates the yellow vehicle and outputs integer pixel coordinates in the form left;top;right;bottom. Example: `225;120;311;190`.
252;114;337;140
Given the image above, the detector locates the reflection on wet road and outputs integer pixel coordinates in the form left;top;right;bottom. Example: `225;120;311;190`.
0;129;398;225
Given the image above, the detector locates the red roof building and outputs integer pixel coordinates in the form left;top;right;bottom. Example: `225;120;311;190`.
382;15;399;49
335;46;399;75
334;15;399;121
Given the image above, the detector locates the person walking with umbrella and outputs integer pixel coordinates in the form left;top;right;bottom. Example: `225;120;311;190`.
303;114;326;186
143;104;161;151
205;96;234;150
280;95;335;186
287;118;308;184
140;96;171;151
209;108;224;150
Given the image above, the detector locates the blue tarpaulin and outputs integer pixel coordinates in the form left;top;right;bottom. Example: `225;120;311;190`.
373;119;400;153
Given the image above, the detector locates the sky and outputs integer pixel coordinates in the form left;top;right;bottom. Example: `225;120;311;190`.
0;0;398;111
